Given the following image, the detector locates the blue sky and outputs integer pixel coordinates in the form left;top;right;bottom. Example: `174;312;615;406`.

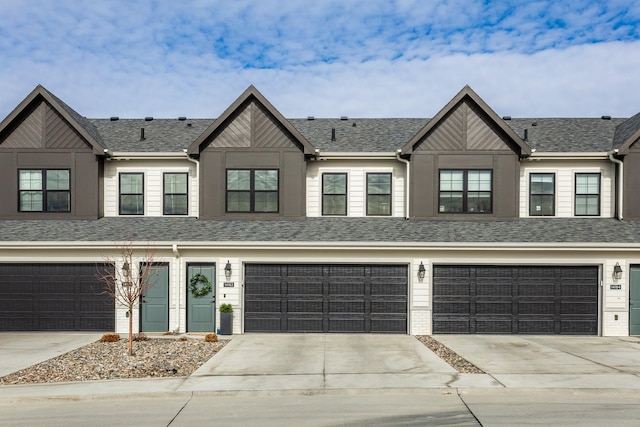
1;0;639;119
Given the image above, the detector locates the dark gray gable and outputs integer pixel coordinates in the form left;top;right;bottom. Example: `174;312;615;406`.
0;85;105;154
187;85;316;155
401;85;531;157
614;112;640;154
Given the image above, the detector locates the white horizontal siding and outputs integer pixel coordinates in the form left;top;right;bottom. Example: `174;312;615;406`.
519;159;615;218
104;159;197;217
306;159;407;217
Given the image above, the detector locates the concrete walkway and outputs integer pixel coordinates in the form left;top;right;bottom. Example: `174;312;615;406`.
2;333;640;400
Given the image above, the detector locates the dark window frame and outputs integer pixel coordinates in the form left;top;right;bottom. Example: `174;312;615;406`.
322;173;348;216
366;172;392;216
529;173;556;216
575;172;601;216
163;172;189;215
18;168;71;213
226;169;279;213
438;169;493;214
119;172;145;215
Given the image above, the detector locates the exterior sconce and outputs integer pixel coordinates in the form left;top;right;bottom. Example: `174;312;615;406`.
225;260;232;279
418;262;426;280
121;261;131;287
613;262;623;280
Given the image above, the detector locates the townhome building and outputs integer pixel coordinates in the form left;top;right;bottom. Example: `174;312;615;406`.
1;84;640;336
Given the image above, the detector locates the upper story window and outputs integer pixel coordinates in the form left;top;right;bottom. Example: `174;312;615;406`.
119;173;144;215
322;173;347;216
18;169;70;212
529;173;555;216
439;169;492;214
226;169;278;213
575;173;600;216
367;173;392;216
163;173;188;215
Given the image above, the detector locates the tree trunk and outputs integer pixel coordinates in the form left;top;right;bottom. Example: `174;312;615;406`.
128;307;133;356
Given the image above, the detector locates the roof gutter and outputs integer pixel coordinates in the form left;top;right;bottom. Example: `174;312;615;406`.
608;149;624;221
396;149;410;219
108;152;189;160
528;152;611;160
184;150;200;218
316;152;397;160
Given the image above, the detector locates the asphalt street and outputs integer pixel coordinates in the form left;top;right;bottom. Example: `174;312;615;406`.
1;389;640;427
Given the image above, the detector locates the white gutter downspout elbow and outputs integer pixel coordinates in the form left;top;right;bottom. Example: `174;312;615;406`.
172;244;181;333
396;150;410;219
608;149;623;221
184;150;200;218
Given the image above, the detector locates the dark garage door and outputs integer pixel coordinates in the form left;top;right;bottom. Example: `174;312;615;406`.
433;265;598;335
244;264;408;333
0;263;115;331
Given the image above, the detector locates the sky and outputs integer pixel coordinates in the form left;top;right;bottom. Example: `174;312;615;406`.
1;0;639;120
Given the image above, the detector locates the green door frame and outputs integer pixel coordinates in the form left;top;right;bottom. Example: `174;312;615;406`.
140;263;169;332
186;263;216;332
630;266;640;335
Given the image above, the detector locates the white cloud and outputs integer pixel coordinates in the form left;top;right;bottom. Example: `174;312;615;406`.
0;0;639;119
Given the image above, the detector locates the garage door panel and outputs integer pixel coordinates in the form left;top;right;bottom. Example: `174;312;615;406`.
519;319;555;334
245;299;281;313
245;263;407;333
245;280;281;295
433;265;598;335
476;301;512;315
288;299;323;313
476;318;513;334
519;301;555;315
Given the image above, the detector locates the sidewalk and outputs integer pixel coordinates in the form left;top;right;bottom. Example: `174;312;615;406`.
1;334;640;400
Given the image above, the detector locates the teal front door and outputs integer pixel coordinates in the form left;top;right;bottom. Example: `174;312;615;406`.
141;264;169;332
187;264;216;332
630;266;640;335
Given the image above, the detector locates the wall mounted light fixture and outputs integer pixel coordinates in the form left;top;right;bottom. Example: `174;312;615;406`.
225;260;232;279
418;262;426;280
613;262;623;280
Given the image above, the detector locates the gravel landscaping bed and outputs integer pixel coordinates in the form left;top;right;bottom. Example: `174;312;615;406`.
0;337;227;385
416;336;485;374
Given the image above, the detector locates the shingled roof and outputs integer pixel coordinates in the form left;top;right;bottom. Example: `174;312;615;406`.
0;217;638;245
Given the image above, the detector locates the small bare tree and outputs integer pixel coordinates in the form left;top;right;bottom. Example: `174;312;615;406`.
96;243;156;356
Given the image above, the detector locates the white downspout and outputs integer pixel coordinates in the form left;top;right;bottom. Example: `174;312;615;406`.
607;149;623;221
184;150;200;218
172;243;181;333
396;150;410;219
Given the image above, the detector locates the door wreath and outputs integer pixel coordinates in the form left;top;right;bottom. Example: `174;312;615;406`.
189;273;212;297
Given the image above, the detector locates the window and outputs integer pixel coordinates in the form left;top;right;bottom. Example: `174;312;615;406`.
164;173;188;215
119;173;144;215
575;173;600;216
367;173;392;216
439;169;492;214
226;169;278;213
18;169;70;212
322;173;347;216
529;173;555;216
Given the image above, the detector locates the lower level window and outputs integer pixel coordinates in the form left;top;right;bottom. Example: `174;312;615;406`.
164;173;188;215
226;169;278;213
18;169;70;212
439;169;492;213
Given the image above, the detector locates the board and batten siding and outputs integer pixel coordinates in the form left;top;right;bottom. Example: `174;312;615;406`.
306;160;406;217
104;160;197;217
519;160;615;218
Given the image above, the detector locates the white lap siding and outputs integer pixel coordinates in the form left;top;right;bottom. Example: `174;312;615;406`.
519;159;614;218
306;159;406;217
104;160;197;217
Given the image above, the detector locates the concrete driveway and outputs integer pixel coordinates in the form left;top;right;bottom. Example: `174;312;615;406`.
0;332;101;378
183;334;499;391
435;335;640;388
